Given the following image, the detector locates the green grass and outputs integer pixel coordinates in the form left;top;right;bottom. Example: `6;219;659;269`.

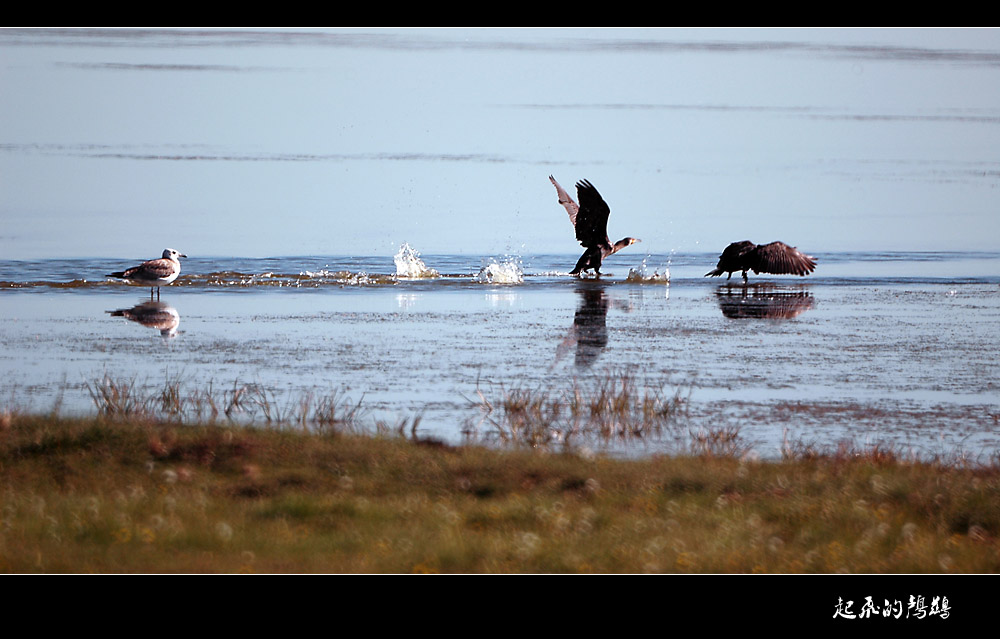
2;408;999;573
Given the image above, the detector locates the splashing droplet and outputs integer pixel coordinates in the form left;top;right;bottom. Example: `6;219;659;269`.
474;256;524;284
394;243;439;279
626;257;670;284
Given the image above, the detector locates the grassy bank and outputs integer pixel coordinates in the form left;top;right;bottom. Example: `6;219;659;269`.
1;410;999;573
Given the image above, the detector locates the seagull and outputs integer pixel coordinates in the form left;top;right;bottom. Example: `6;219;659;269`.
705;241;816;284
108;248;187;298
550;176;640;276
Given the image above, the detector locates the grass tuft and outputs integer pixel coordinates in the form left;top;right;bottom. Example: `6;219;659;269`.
473;372;690;450
83;374;368;434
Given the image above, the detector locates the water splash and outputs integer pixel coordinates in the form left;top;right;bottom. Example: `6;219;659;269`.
473;256;524;284
394;243;439;279
626;256;670;284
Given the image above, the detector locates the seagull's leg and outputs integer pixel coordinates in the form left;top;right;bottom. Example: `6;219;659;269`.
742;270;749;284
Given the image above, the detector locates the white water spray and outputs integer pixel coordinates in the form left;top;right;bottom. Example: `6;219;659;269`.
473;256;524;284
394;243;439;279
626;255;670;284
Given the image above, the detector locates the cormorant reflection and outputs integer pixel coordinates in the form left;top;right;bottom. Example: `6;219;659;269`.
555;281;610;368
107;300;180;337
715;284;814;319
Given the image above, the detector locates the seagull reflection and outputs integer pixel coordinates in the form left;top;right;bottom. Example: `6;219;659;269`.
107;300;180;337
555;281;610;368
715;285;814;319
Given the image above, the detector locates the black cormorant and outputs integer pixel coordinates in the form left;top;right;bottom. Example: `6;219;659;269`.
550;176;640;276
705;241;816;283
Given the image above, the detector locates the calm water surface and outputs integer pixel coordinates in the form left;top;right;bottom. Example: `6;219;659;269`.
1;250;998;460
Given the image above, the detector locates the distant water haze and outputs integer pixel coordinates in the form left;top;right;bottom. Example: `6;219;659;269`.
1;27;999;261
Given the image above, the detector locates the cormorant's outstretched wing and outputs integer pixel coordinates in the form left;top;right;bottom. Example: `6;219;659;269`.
752;242;816;276
549;175;579;227
574;180;611;248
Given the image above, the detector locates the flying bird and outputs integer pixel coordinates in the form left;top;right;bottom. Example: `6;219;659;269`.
706;241;816;283
108;248;187;298
550;176;640;276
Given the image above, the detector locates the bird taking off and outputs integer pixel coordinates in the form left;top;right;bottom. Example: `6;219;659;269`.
108;248;187;299
550;176;640;276
705;241;816;284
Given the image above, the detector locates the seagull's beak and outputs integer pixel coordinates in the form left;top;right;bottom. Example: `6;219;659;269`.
180;254;188;258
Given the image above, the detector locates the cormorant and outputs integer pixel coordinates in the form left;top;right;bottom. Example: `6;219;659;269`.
550;176;640;276
108;248;187;298
705;241;816;283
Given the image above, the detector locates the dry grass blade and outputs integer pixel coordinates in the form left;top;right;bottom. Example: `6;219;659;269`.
476;372;691;450
310;389;368;434
82;375;371;433
86;375;147;419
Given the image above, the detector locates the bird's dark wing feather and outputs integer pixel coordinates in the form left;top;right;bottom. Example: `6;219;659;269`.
113;258;175;281
140;258;178;278
549;175;579;227
720;241;755;263
751;242;817;276
573;180;611;248
711;241;755;272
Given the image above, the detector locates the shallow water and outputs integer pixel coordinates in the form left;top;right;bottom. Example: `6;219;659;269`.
1;250;998;460
2;28;999;460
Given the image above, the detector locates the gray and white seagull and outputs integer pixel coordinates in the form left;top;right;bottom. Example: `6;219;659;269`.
108;248;187;298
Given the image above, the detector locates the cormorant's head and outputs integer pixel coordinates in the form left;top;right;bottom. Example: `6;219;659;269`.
611;237;641;254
